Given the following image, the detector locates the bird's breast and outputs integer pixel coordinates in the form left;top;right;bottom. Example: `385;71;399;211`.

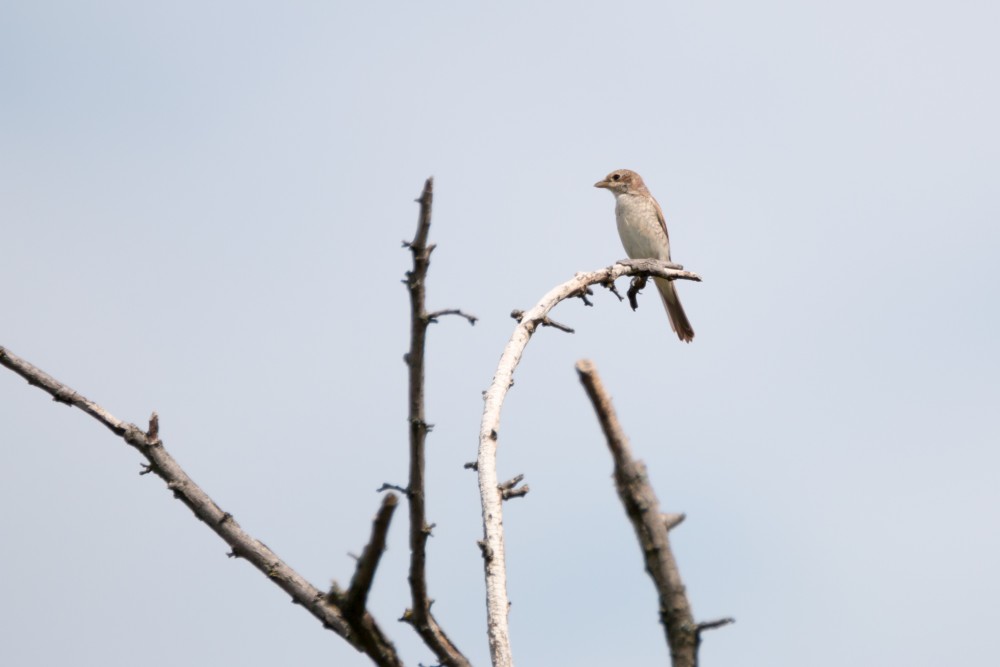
614;194;670;260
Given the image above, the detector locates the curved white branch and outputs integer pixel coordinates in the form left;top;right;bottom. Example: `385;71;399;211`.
476;259;701;667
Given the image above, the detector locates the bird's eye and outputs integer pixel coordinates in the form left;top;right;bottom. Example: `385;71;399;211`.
612;174;621;181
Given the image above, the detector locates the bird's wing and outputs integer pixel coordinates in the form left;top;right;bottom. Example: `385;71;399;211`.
652;195;671;248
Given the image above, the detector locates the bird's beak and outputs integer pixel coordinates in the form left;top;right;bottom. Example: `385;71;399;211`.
594;179;609;189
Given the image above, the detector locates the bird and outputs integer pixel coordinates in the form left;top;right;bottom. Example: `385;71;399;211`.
594;169;695;342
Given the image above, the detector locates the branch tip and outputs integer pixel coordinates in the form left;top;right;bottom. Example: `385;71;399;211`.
501;485;530;500
499;474;529;500
147;411;159;440
538;314;575;334
663;512;686;531
697;617;736;633
577;358;711;665
602;278;624;302
511;308;575;333
343;494;398;616
426;308;478;325
401;179;472;666
498;473;524;490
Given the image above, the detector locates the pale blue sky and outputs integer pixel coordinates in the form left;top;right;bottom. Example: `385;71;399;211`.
2;2;999;666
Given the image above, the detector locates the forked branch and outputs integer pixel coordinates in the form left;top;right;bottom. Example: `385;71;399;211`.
0;345;404;667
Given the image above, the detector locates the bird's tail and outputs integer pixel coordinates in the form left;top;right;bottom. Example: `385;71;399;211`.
654;277;695;343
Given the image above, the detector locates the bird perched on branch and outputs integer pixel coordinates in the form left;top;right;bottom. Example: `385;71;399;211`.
594;169;695;342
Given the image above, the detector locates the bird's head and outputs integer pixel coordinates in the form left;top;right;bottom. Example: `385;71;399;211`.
594;169;646;196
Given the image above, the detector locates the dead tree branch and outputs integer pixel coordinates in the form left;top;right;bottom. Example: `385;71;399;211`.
342;493;399;617
510;309;575;334
427;308;478;325
498;474;530;501
477;260;701;667
401;178;472;667
0;345;404;667
575;358;733;667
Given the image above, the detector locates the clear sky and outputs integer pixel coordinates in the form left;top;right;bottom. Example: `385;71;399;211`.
2;2;998;666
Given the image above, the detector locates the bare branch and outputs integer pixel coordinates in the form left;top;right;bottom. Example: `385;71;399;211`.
697;617;736;633
601;277;624;302
401;178;472;667
500;486;530;501
663;512;687;531
575;359;731;667
343;494;399;616
477;261;701;667
510;309;575;334
427;309;478;325
498;474;524;490
0;345;404;667
572;285;595;307
498;474;530;501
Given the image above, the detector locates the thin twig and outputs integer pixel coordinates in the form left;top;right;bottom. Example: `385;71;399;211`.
510;310;575;334
427;309;478;325
402;178;472;667
573;286;595;307
601;277;624;303
0;345;403;667
498;474;524;490
498;474;529;501
663;512;687;531
697;617;736;633
575;359;731;667
477;260;702;667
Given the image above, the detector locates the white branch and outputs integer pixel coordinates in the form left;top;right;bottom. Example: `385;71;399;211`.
475;259;701;667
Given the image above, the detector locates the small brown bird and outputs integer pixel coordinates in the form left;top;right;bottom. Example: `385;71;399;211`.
594;169;695;342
